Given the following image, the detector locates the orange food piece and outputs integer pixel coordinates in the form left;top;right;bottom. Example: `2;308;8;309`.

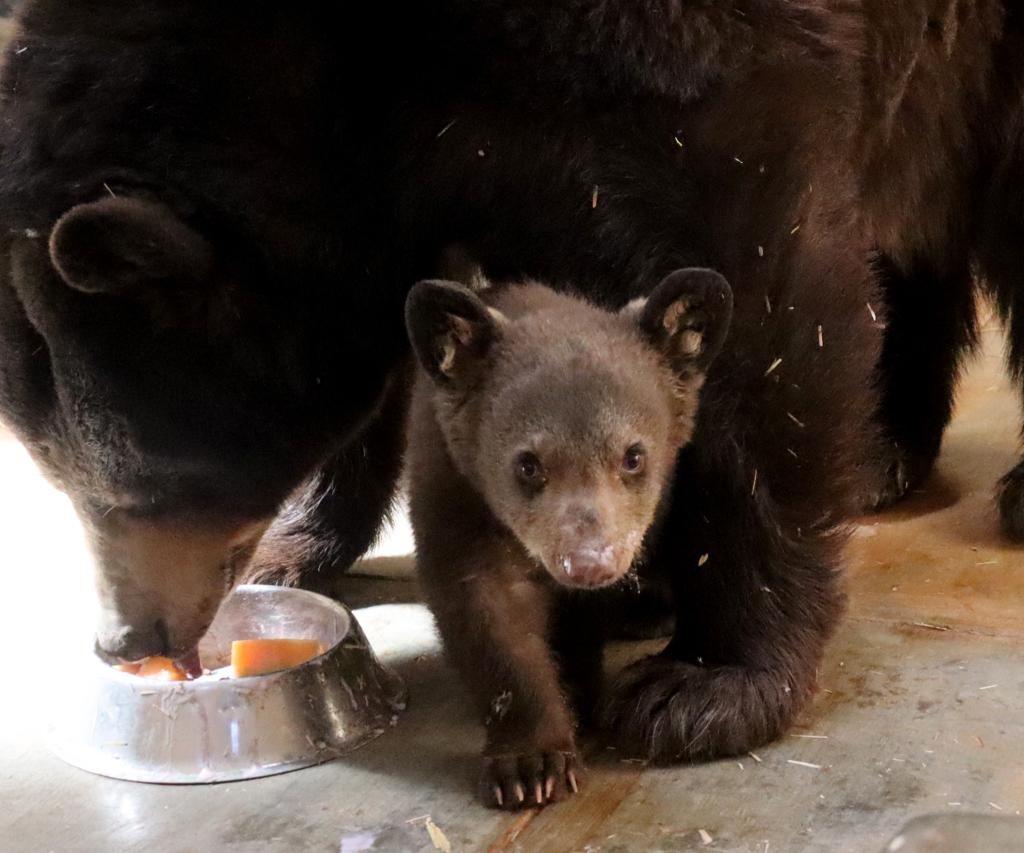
135;656;187;681
113;656;186;680
230;638;324;677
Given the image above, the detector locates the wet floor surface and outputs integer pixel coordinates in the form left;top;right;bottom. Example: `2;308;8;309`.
1;326;1022;852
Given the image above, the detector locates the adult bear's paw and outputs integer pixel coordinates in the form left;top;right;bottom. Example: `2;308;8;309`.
860;439;937;513
998;460;1024;541
602;655;810;763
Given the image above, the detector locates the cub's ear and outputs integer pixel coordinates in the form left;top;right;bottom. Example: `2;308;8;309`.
49;197;213;295
405;279;504;385
628;268;733;377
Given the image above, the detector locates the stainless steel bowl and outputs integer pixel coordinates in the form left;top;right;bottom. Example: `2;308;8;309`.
48;584;406;784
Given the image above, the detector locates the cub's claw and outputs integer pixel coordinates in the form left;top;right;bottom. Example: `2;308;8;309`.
480;750;582;810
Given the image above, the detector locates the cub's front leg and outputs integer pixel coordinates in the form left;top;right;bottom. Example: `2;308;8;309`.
422;540;581;809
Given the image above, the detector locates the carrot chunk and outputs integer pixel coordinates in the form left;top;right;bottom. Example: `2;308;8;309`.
134;656;187;681
230;638;324;677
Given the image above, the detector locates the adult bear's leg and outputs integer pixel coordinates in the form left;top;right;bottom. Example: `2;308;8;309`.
866;254;977;510
246;367;410;592
603;231;882;761
603;443;846;761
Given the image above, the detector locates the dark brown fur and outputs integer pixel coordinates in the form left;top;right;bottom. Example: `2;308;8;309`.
406;273;732;807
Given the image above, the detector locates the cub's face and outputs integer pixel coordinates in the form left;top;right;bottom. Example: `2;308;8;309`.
475;366;679;588
407;270;733;590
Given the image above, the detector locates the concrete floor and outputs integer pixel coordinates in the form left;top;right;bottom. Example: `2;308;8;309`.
2;321;1024;853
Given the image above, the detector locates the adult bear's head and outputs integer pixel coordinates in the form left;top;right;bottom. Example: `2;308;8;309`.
0;194;395;664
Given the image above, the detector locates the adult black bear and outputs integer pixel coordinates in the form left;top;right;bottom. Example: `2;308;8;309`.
0;3;418;662
0;0;1020;765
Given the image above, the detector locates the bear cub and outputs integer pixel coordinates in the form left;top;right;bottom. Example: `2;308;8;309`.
405;269;732;808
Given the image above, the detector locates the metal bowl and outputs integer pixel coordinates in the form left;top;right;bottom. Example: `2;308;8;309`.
48;584;406;784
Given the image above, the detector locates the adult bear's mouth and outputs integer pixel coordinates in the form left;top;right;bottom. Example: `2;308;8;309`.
152;619;205;678
175;647;204;679
87;510;273;665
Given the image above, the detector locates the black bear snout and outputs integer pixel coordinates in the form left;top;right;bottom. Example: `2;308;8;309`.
94;621;168;664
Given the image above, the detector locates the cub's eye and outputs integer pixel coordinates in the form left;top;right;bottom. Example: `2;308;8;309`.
515;452;545;488
622;443;646;475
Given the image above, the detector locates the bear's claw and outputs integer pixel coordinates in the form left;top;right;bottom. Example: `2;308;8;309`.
480;749;581;810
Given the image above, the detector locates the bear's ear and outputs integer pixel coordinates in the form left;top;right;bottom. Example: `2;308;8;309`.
405;279;504;386
628;268;733;377
49;197;213;295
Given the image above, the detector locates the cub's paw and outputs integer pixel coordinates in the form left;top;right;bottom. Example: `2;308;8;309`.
603;655;807;763
479;749;581;810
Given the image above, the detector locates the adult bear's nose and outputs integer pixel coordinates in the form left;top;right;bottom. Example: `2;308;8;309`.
94;620;168;664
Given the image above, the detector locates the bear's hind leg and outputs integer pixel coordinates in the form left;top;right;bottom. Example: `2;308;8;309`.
867;254;976;510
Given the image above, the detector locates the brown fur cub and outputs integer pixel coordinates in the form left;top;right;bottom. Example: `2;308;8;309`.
405;270;732;809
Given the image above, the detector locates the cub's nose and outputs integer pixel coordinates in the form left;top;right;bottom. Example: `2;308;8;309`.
559;545;618;588
94;621;168;664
